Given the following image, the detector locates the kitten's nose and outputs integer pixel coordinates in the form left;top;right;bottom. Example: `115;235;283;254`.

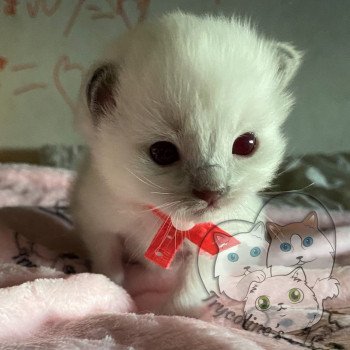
244;266;251;271
192;189;224;204
296;256;303;260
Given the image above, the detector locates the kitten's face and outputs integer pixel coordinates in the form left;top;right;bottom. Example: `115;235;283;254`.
215;222;268;277
86;13;301;222
267;212;334;271
244;268;321;332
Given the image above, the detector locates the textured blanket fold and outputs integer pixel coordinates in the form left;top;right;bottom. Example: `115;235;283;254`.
0;273;135;342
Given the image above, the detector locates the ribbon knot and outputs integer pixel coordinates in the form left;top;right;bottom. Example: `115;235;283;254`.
144;207;239;268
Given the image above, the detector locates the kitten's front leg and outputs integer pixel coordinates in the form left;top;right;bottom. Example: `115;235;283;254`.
84;231;125;285
234;271;266;300
222;270;266;301
160;248;213;317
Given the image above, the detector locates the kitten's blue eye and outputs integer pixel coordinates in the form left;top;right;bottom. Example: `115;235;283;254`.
303;236;313;247
250;247;261;257
227;252;239;262
280;242;292;252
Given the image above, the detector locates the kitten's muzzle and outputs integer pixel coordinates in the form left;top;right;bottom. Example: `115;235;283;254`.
192;188;225;206
189;164;228;206
277;303;287;312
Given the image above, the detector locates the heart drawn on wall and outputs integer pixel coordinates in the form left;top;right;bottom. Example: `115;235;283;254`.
53;55;85;115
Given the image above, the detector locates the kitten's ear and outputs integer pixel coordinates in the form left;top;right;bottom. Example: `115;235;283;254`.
290;267;306;282
303;211;318;229
274;42;303;87
214;233;232;249
86;63;118;125
251;222;265;239
266;222;282;239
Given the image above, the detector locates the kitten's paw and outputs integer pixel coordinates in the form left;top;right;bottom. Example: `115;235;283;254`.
325;278;339;299
314;277;340;300
249;270;266;283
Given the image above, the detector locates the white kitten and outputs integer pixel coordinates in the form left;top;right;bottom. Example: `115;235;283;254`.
214;222;268;301
71;11;302;315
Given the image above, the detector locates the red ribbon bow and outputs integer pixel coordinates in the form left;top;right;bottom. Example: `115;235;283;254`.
144;207;240;268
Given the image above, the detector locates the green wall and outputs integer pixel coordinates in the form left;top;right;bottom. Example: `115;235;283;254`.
0;0;349;155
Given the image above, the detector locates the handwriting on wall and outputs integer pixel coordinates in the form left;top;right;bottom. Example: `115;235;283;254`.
0;54;85;114
0;0;221;124
1;0;152;35
0;0;152;115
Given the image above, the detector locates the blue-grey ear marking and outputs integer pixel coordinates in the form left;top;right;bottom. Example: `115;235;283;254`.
87;63;118;125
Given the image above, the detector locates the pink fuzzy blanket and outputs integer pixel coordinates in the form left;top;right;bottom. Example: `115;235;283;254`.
0;163;349;349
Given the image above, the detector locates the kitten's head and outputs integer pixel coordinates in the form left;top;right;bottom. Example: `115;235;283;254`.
79;12;302;222
244;267;321;332
267;212;335;270
214;222;268;277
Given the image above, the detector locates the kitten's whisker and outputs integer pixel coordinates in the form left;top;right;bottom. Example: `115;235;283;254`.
173;210;179;262
125;167;166;190
260;182;315;196
181;212;188;263
260;210;281;228
174;209;184;262
152;201;181;211
137;201;181;213
237;200;287;241
234;201;258;222
172;204;188;264
151;191;175;195
175;210;182;261
274;157;304;178
125;167;157;189
141;174;167;190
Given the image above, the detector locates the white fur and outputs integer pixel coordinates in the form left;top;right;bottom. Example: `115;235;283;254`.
71;12;302;315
